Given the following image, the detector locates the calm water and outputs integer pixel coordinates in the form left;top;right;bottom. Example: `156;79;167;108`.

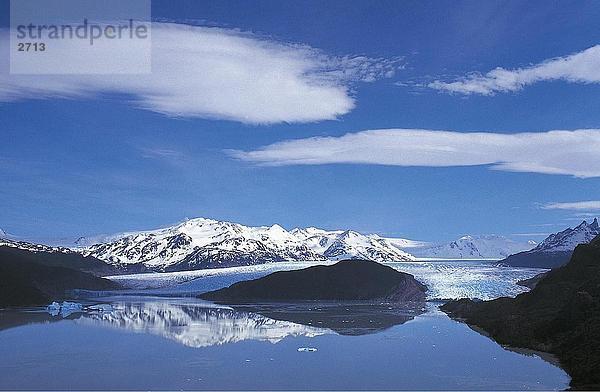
0;296;569;390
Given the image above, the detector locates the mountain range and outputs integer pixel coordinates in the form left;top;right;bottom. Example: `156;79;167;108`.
403;234;536;259
80;218;414;272
9;217;599;273
74;218;540;271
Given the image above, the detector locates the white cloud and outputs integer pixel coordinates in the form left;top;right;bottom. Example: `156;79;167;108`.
542;201;600;211
0;23;402;124
230;128;600;178
428;45;600;95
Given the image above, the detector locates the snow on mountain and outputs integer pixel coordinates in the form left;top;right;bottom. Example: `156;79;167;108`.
502;218;600;268
0;236;75;254
400;235;536;260
531;218;599;253
2;216;543;272
83;218;416;272
291;227;414;262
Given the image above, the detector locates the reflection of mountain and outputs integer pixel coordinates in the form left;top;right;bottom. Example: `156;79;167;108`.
234;302;425;336
2;299;423;347
77;300;331;347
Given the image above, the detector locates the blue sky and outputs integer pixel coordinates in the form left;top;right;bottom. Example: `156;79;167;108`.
1;0;599;241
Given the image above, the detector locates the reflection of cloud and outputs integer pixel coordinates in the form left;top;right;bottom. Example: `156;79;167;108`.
77;300;330;348
0;23;402;124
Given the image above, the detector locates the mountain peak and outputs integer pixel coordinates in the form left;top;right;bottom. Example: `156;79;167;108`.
575;219;590;229
532;218;600;254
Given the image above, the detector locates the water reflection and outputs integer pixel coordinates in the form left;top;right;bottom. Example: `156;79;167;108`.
79;299;331;347
0;298;570;390
0;297;424;348
234;302;425;335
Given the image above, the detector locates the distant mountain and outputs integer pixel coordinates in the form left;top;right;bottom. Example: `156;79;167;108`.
503;218;600;268
400;235;536;260
82;218;415;272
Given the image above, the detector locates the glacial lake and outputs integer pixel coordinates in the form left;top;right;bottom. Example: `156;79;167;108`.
0;261;570;390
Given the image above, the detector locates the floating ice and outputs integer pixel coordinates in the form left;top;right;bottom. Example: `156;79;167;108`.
46;302;61;316
46;301;84;317
297;347;318;352
87;304;113;312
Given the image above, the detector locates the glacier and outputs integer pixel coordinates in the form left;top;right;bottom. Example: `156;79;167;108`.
108;260;545;301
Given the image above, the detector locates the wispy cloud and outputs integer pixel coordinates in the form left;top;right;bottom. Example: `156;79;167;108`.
230;128;600;178
542;201;600;211
428;45;600;95
140;147;184;161
0;23;402;124
511;232;550;237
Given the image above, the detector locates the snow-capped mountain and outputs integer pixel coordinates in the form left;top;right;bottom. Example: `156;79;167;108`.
82;218;415;272
290;227;415;262
3;216;542;273
503;218;600;268
531;218;599;253
401;235;536;260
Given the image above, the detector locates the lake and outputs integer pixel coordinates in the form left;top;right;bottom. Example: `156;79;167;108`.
0;261;570;390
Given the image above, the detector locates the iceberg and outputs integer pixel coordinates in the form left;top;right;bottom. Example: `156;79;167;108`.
297;347;317;352
46;301;84;317
87;304;113;312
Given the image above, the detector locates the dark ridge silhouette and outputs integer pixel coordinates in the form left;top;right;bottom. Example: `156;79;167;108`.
502;251;571;269
0;247;121;308
516;271;547;289
441;235;600;390
200;259;427;303
0;245;118;276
